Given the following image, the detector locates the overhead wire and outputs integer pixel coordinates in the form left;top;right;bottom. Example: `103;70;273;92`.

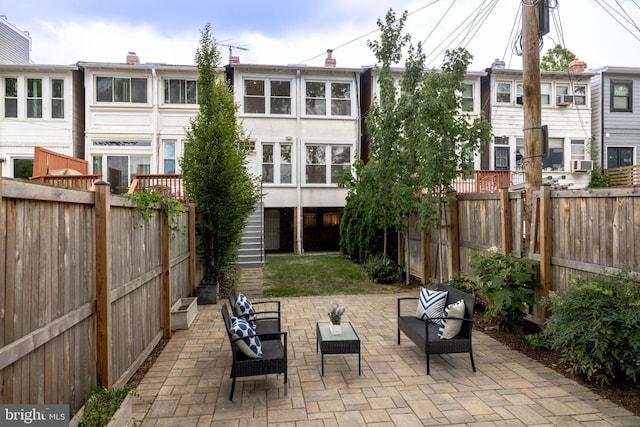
594;0;640;42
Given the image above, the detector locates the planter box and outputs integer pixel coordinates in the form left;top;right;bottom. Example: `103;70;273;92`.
69;392;133;427
171;297;198;330
196;283;218;304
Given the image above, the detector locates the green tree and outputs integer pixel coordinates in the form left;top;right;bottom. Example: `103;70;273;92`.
540;44;586;71
180;23;260;283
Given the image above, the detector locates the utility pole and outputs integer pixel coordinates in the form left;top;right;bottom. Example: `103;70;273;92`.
522;0;543;256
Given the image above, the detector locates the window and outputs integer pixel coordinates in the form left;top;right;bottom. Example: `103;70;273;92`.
304;213;316;228
607;147;634;168
461;83;473;111
494;146;510;170
13;158;33;179
96;77;147;103
4;77;17;118
164;79;197;104
243;79;291;114
93;154;151;194
494;136;509;145
52;79;64;118
261;142;292;184
306;82;326;115
496;81;511;103
305;144;351;184
611;80;632;111
540;82;551;105
93;140;151;147
556;84;569;97
331;82;351;115
574;84;586;105
516;138;524;170
571;139;585;160
27;78;42;118
516;82;523;104
164;141;176;174
305;81;352;116
323;212;340;227
543;138;564;171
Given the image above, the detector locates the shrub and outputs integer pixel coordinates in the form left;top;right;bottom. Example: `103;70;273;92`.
587;169;609;188
527;270;640;385
469;247;540;333
444;272;478;294
364;255;402;284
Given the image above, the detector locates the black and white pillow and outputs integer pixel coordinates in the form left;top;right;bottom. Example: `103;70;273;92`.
236;292;257;329
438;299;466;339
415;287;448;324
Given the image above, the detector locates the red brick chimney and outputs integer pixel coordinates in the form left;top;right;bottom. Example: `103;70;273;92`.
229;55;240;64
126;51;140;65
325;49;336;67
569;58;584;73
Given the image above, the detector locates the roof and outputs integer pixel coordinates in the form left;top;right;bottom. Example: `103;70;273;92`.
76;61;199;72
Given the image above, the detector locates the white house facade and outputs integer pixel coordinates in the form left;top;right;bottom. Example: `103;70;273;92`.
227;60;361;253
481;62;595;188
79;55;199;193
0;63;81;178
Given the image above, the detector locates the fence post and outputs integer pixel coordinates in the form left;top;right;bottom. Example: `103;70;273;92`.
95;181;112;387
189;204;196;296
162;204;172;338
500;188;512;255
421;228;431;284
446;197;460;279
539;185;552;317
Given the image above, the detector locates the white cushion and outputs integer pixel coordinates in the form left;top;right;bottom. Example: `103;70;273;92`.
438;299;466;339
416;287;448;324
229;317;263;358
236;292;257;329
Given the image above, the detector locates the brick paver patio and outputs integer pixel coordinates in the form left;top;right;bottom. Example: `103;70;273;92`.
132;294;640;426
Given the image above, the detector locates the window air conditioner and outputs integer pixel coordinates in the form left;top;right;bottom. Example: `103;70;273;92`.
516;95;523;105
556;95;574;106
571;159;593;172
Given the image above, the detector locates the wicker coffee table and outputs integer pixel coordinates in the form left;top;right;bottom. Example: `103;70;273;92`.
316;322;361;376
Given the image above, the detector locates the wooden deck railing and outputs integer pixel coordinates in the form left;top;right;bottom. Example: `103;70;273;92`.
128;174;190;203
30;174;102;190
605;165;640;187
452;170;511;194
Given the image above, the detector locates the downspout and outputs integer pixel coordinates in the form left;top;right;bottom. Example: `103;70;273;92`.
296;69;303;254
151;68;159;172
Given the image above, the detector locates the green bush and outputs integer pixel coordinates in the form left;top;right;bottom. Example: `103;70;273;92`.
444;272;478;294
469;247;540;333
527;270;640;385
364;255;402;284
587;169;609;188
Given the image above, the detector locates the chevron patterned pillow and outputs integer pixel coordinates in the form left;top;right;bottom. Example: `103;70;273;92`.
415;287;448;324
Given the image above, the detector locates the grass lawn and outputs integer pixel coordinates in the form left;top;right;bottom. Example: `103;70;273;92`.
263;253;405;297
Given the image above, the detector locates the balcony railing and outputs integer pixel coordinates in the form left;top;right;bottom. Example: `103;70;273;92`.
452;170;511;194
128;174;190;203
30;174;102;191
605;165;640;187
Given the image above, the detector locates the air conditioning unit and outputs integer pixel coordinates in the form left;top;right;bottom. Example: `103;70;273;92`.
571;159;593;172
556;95;574;106
516;95;524;105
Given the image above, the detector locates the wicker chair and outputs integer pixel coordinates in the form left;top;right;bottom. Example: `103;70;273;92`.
221;303;288;400
228;287;281;338
397;283;476;374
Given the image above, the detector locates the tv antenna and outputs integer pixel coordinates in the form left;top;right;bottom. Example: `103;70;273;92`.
216;42;249;58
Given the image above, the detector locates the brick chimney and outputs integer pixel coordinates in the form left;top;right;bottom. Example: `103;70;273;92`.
491;58;505;69
569;58;584;73
126;51;140;65
324;49;336;67
229;55;240;64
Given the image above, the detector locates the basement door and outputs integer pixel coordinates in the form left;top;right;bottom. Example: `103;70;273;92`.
265;210;281;251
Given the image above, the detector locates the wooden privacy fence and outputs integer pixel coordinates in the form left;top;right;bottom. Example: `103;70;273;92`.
0;171;197;414
401;186;640;323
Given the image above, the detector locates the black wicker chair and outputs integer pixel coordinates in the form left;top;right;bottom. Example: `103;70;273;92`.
397;283;476;374
228;287;281;338
221;303;288;400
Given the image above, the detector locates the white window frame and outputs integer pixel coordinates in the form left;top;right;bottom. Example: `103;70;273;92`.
241;77;294;116
4;77;18;118
27;78;43;118
496;81;511;103
164;79;198;104
573;84;586;106
51;78;64;119
542;137;565;171
259;141;295;185
95;76;148;104
304;141;352;185
303;78;354;118
570;139;585;160
460;82;474;112
540;82;552;105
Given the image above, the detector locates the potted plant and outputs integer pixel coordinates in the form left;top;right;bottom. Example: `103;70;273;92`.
328;301;346;335
171;296;199;330
180;23;260;304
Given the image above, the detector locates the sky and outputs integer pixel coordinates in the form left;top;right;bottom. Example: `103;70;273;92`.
3;0;640;71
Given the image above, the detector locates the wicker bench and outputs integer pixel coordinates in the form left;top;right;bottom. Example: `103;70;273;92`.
228;287;281;339
221;303;288;400
397;283;476;374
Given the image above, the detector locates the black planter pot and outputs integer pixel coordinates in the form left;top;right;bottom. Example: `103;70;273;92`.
196;282;218;305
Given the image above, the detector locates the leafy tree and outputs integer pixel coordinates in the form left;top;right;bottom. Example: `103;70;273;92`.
180;23;261;283
540;44;587;71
